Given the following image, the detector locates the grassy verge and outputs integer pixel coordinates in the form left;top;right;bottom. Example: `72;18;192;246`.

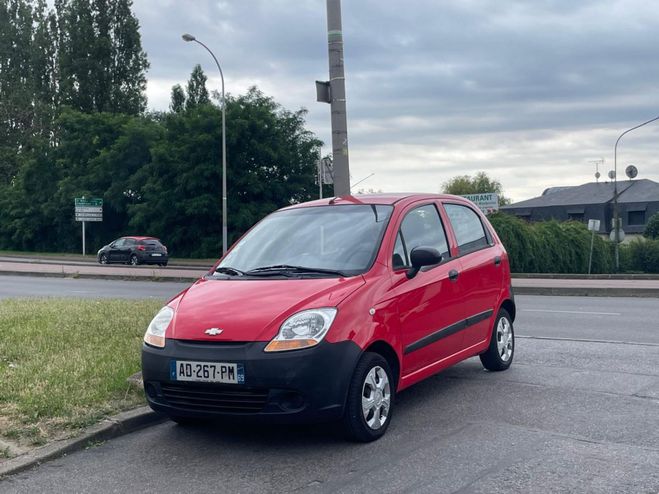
0;298;162;446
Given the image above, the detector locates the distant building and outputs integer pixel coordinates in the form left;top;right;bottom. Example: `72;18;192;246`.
501;179;659;236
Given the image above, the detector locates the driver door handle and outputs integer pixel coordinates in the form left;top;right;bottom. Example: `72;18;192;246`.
448;269;459;281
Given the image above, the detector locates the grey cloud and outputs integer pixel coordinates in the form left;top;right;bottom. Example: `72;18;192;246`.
134;0;659;200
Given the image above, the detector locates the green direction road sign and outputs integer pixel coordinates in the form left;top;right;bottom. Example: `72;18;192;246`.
75;197;103;207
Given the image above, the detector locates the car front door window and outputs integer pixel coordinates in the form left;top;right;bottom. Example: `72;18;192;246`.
393;204;449;268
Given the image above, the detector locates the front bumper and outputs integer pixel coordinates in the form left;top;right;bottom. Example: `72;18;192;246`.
142;339;362;423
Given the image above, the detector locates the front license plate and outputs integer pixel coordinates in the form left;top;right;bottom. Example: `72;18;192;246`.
151;253;162;257
171;360;245;384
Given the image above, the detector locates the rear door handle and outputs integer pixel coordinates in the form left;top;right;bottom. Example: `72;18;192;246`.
494;256;501;266
448;269;459;281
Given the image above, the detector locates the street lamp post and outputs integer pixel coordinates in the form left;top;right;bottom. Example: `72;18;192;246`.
182;33;228;256
612;115;659;271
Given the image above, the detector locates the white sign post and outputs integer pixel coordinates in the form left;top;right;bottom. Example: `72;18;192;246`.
75;198;103;255
461;193;499;214
587;219;601;274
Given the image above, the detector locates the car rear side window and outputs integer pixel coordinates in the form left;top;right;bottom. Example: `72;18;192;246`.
393;204;449;267
444;204;489;253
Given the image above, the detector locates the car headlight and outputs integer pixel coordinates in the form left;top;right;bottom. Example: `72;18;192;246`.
264;308;337;352
144;306;174;348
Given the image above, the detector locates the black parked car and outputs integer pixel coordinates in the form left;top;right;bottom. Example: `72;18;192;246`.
97;236;168;266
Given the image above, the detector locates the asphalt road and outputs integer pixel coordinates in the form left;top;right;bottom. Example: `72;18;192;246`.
0;275;190;300
1;274;657;345
1;282;658;492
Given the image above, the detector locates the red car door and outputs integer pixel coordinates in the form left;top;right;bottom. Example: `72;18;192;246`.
443;202;503;349
388;203;466;377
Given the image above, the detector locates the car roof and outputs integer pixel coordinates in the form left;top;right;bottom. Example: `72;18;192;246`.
123;236;159;241
281;193;473;210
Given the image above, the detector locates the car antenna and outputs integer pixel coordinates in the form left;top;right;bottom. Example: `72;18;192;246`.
329;196;339;204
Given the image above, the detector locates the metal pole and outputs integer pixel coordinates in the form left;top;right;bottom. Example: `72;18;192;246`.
588;229;595;275
613;114;659;271
82;221;86;256
326;0;350;196
183;35;228;256
318;157;323;199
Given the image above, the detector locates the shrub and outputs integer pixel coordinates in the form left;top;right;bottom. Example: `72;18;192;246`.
644;212;659;240
488;213;613;274
624;238;659;273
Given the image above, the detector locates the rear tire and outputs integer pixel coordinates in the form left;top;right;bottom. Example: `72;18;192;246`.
342;352;394;442
480;309;514;371
129;254;139;266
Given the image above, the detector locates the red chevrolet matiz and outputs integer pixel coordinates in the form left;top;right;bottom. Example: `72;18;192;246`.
142;194;515;441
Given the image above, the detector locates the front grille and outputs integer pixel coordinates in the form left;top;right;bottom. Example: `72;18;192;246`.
160;383;268;413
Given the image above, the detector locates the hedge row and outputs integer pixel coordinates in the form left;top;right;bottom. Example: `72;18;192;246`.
487;213;614;274
620;239;659;273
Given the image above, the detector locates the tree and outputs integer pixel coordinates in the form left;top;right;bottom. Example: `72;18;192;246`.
55;0;148;114
185;64;210;110
170;84;186;113
644;212;659;240
441;171;512;205
129;87;322;257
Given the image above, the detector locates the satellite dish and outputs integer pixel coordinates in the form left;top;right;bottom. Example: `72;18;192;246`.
625;165;638;179
608;170;616;180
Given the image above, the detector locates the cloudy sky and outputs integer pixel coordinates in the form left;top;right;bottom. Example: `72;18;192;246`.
133;0;659;202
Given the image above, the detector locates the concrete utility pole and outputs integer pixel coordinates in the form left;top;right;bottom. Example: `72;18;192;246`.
325;0;350;196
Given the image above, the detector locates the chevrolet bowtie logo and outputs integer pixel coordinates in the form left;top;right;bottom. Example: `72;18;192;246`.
204;328;223;336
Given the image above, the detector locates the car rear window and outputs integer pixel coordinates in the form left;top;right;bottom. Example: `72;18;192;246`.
139;240;163;247
444;204;489;253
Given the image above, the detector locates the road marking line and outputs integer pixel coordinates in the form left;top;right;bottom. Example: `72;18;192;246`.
516;335;659;347
521;309;621;316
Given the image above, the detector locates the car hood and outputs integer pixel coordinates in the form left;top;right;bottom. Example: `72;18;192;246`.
167;276;366;342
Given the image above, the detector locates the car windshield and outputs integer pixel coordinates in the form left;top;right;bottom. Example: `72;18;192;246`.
217;204;393;276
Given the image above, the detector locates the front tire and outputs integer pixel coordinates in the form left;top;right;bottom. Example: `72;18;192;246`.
480;308;514;371
342;352;394;442
99;253;108;265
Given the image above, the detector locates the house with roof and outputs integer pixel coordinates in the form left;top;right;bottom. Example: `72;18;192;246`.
501;178;659;237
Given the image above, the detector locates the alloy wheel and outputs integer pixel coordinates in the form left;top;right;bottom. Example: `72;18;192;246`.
361;366;391;430
496;317;513;362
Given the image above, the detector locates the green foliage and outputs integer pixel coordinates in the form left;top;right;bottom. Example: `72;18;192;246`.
621;238;659;273
0;110;161;251
488;213;613;273
0;86;322;258
170;84;186;113
55;0;148;114
442;171;512;205
129;87;322;257
643;212;659;240
185;64;210;110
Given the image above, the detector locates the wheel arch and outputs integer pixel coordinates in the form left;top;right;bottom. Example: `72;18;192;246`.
364;340;401;392
499;298;516;322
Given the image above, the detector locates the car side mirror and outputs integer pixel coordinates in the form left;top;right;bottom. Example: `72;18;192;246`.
407;246;442;279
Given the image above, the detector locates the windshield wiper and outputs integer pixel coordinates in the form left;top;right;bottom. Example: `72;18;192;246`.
247;264;347;277
213;266;247;276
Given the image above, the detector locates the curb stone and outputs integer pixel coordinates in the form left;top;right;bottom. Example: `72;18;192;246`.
513;286;659;298
0;407;165;479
